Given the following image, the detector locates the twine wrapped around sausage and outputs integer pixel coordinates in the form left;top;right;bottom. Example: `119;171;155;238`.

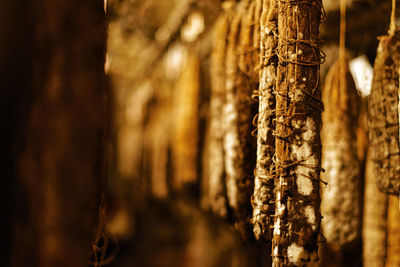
368;0;400;195
251;0;277;242
272;0;325;265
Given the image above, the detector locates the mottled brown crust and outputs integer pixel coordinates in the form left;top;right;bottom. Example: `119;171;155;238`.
272;0;324;265
363;149;388;267
321;60;362;259
386;195;400;267
252;0;263;82
208;13;231;218
368;34;400;195
234;1;259;241
224;3;257;241
252;0;277;242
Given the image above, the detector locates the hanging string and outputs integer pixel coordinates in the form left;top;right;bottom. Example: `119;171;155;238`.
389;0;397;35
339;0;346;62
339;0;347;95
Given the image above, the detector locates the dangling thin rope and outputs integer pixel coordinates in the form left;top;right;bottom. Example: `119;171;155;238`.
339;0;346;62
389;0;397;35
339;0;346;92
